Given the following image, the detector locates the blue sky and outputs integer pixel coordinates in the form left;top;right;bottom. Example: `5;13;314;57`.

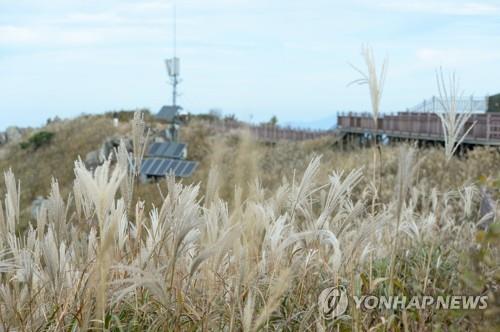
1;0;499;130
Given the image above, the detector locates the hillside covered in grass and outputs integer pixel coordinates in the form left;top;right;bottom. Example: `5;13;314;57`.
1;112;499;223
0;111;498;330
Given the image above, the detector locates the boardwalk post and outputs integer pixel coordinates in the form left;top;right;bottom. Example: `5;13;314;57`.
417;112;421;134
487;113;491;140
427;112;431;136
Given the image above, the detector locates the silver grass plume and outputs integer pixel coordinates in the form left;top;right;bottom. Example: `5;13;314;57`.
0;250;16;274
315;168;364;230
115;139;135;210
74;177;93;220
349;46;388;214
393;145;418;206
74;158;126;326
205;166;221;207
349;45;388;122
46;178;67;245
36;201;47;242
435;68;476;162
3;169;20;234
0;198;5;242
460;185;478;218
289;155;322;222
131;111;150;176
74;158;126;232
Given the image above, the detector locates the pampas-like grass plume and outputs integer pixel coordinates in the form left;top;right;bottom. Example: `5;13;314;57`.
435;68;476;162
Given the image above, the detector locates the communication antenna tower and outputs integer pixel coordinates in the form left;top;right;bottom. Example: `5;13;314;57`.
164;0;181;141
165;0;180;109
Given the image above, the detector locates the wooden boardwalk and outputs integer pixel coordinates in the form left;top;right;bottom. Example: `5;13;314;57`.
337;112;500;146
205;121;336;142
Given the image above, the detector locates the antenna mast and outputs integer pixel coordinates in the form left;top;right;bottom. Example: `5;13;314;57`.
165;0;180;109
172;1;177;107
173;1;176;59
164;0;181;141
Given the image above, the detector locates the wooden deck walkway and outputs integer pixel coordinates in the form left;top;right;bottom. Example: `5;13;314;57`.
337;112;500;146
205;121;336;142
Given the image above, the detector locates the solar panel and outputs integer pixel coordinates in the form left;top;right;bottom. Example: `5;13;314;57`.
182;162;196;177
147;142;186;159
156;159;171;175
151;159;164;174
141;158;198;178
176;160;188;176
141;159;154;174
148;143;161;156
168;160;180;174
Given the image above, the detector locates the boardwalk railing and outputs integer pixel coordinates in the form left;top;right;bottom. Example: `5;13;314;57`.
407;96;488;113
337;111;500;145
203;121;337;142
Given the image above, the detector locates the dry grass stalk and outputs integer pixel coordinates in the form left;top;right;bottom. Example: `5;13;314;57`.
388;145;417;294
349;46;388;213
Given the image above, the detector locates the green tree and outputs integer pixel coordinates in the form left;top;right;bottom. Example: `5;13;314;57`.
20;131;55;150
269;115;278;127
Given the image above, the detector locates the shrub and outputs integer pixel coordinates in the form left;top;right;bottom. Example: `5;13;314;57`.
107;109;151;122
20;131;55;150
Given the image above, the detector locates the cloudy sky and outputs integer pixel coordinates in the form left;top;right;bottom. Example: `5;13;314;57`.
1;0;499;130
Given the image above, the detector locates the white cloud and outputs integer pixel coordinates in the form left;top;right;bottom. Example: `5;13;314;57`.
0;1;202;48
380;1;500;15
0;26;39;44
0;0;266;49
63;13;125;24
0;24;172;47
121;0;171;12
0;25;102;45
416;48;500;66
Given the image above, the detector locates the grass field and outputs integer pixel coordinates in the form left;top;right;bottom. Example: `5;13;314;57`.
0;111;498;331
